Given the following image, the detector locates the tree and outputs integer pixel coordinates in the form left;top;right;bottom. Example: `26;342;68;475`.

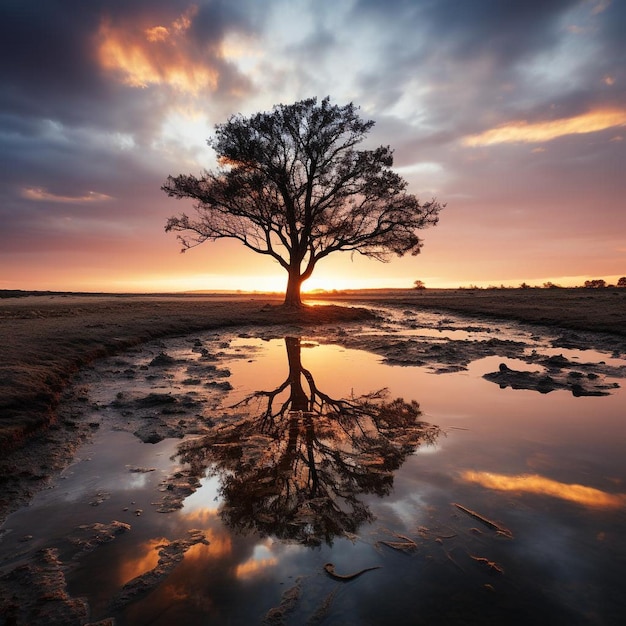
162;97;443;307
617;277;626;288
584;279;606;288
413;280;426;290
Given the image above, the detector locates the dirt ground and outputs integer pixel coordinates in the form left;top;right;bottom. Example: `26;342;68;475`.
2;288;624;448
314;287;626;336
1;289;625;624
1;288;624;527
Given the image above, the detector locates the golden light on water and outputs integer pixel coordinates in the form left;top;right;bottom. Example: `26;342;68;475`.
235;557;279;579
117;538;164;585
463;470;626;509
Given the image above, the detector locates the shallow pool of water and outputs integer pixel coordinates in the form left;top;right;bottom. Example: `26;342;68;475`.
1;309;625;625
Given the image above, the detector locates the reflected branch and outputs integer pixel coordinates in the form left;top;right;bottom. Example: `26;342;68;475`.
176;337;440;545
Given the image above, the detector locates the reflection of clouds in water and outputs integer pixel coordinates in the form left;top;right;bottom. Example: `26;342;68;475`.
118;538;163;585
463;470;626;509
382;493;431;527
122;472;151;490
183;532;233;562
182;475;222;513
235;543;278;579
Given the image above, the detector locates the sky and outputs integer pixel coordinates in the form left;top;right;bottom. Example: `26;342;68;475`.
1;0;624;293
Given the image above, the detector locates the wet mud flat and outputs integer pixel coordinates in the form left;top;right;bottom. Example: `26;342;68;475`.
1;304;625;625
0;296;374;525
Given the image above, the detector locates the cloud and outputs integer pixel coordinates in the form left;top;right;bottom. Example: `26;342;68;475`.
462;108;626;146
463;470;626;509
22;187;113;203
97;6;222;94
0;0;624;290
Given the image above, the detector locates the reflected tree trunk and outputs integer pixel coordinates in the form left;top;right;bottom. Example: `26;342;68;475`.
174;335;440;545
286;337;308;410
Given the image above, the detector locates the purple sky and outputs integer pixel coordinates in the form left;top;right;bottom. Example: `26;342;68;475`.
1;0;624;292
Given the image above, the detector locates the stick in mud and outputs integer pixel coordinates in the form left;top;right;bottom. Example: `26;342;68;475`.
323;563;382;581
453;503;513;538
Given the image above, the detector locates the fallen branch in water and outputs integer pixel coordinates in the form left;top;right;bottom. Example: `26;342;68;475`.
471;555;504;575
377;540;418;554
323;563;381;581
453;503;513;538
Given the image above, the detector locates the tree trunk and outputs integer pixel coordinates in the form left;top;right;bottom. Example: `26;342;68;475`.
284;269;304;307
285;337;309;412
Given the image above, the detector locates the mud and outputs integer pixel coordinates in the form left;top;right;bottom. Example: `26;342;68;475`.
1;304;625;625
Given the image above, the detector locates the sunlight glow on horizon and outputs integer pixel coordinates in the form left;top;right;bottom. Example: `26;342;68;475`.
6;271;625;294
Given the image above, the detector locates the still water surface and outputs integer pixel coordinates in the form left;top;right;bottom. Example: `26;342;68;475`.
1;308;625;625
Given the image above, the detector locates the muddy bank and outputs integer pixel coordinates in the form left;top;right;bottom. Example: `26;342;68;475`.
0;296;373;449
1;307;625;625
317;287;626;336
2;293;625;528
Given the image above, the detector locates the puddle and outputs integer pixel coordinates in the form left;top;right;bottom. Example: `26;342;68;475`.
1;308;625;625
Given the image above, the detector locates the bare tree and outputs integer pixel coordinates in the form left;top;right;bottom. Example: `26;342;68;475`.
162;97;443;307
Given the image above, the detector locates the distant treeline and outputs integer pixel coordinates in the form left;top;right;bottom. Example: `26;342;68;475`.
455;278;626;290
0;290;71;299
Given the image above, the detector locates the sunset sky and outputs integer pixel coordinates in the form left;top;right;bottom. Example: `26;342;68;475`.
1;0;624;293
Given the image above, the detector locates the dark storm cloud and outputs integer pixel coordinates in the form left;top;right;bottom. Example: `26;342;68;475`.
346;0;624;136
0;0;258;131
412;0;574;64
352;0;575;64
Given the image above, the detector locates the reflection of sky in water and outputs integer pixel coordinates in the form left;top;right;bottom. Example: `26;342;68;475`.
183;474;221;513
1;312;625;625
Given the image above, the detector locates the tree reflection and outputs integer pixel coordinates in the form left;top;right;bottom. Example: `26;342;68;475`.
175;337;440;546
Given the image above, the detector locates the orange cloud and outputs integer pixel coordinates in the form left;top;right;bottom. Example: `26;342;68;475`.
463;108;626;146
97;6;220;94
462;471;626;508
22;187;112;202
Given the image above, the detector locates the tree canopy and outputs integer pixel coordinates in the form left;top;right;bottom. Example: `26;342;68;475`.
163;96;443;306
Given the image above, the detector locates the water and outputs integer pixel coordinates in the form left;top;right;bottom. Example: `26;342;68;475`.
1;308;625;625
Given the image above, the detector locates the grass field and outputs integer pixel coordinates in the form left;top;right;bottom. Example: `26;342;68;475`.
1;287;625;525
1;288;624;451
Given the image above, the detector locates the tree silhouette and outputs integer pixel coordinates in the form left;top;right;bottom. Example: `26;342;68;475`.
162;97;443;307
175;337;440;545
584;279;606;288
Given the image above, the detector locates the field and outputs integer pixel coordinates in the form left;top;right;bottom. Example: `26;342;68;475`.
2;288;624;449
311;287;626;335
1;288;625;523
